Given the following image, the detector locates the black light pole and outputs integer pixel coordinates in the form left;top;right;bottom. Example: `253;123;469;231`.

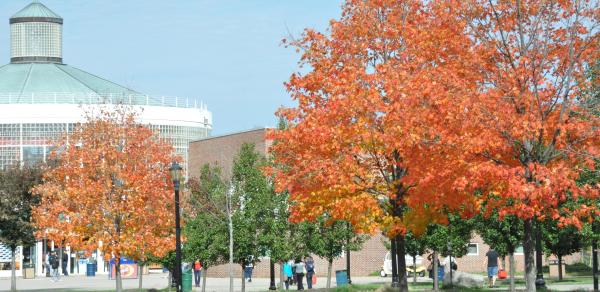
535;221;546;289
346;221;352;284
269;259;277;290
447;242;453;288
170;162;183;292
593;222;598;292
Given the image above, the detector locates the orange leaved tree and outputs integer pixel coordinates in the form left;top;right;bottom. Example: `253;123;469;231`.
452;1;599;290
33;107;176;292
268;0;482;290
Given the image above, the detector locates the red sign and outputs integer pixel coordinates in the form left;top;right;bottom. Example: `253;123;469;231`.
110;263;138;279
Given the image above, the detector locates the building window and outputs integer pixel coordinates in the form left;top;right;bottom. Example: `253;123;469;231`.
467;243;479;255
514;245;524;255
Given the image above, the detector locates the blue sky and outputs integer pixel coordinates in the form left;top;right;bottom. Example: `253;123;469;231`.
0;0;342;135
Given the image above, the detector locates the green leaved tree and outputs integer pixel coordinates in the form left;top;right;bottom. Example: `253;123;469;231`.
0;165;43;292
423;213;474;290
404;231;427;284
475;199;523;292
184;164;230;292
306;218;367;289
542;221;584;281
230;143;277;292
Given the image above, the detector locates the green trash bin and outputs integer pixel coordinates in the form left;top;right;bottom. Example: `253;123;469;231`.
182;269;193;292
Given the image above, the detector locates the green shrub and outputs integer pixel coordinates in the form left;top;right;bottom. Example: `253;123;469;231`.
566;262;592;273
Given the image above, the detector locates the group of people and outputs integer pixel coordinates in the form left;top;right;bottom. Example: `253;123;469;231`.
44;250;68;282
425;248;501;289
282;256;315;290
426;253;458;279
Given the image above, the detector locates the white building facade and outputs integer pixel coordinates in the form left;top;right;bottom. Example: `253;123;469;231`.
0;2;212;277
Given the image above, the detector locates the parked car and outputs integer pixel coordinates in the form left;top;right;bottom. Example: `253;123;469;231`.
380;252;426;277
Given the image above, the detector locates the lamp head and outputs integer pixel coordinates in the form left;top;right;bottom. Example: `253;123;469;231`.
169;161;183;184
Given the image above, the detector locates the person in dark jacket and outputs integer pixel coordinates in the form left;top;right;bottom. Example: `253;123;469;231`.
304;256;315;289
62;252;69;276
49;251;60;282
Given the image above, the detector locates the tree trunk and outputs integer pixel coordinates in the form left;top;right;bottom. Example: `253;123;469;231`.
327;259;333;288
523;219;536;291
509;253;516;292
202;267;208;292
396;234;409;292
168;270;173;291
116;259;123;292
279;263;284;290
10;246;16;292
241;265;246;292
138;263;144;292
558;254;563;281
433;251;439;291
413;255;417;284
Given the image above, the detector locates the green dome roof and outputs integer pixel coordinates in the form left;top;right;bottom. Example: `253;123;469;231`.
11;1;61;19
0;63;139;103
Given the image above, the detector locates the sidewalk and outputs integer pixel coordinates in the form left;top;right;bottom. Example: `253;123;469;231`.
2;274;593;291
0;274;388;292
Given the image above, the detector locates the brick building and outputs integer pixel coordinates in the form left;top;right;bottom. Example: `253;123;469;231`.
187;128;582;278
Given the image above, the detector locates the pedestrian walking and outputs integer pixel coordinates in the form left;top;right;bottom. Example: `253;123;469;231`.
244;261;254;282
283;260;293;290
44;252;51;277
426;253;441;279
304;256;315;289
294;258;306;290
62;251;69;276
49;251;60;282
485;248;500;288
442;255;457;272
193;260;202;287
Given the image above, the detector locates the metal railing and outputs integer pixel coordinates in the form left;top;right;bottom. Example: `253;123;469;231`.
0;92;207;110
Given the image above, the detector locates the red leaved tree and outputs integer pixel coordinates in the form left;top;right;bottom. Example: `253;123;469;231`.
268;1;483;290
453;1;599;290
33;107;177;292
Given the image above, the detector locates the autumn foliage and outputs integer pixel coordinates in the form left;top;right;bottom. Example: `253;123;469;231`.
270;0;598;290
270;0;482;237
33;107;177;266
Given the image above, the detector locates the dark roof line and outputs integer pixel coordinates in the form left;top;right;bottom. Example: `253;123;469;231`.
190;127;272;143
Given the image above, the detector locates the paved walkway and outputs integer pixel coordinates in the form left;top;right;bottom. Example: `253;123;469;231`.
1;274;595;291
0;274;389;292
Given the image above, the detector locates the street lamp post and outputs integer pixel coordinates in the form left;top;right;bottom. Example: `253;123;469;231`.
535;222;546;289
346;221;352;285
268;259;277;290
447;242;453;288
170;162;184;292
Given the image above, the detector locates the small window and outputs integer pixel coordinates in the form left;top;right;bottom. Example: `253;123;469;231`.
467;243;479;255
514;245;524;255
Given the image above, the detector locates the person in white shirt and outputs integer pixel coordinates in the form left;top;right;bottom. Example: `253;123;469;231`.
441;255;457;272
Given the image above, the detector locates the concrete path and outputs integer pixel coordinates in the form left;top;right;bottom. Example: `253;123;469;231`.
1;274;595;291
0;274;389;292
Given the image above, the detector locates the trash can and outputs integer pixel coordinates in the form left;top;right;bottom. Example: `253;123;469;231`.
437;266;444;282
86;263;96;276
335;270;349;287
182;269;193;292
23;267;35;279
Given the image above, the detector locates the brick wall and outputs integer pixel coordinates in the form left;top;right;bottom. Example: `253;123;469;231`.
197;233;387;278
188;128;271;180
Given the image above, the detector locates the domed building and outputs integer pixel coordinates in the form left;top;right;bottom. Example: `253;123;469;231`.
0;1;212;277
